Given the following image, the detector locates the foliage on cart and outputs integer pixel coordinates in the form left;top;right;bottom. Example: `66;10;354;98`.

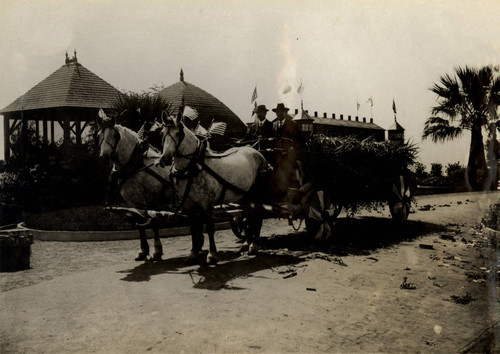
301;134;418;208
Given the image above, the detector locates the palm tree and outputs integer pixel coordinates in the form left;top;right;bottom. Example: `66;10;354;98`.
113;90;172;132
423;65;500;191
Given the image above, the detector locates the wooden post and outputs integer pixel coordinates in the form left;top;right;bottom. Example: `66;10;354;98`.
75;119;82;146
3;115;10;160
63;115;71;158
35;119;40;142
50;116;55;144
20;113;28;160
42;118;48;145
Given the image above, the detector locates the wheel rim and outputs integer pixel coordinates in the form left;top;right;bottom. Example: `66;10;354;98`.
390;175;411;222
230;216;247;240
307;190;341;240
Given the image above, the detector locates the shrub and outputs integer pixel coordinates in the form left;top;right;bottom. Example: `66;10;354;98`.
482;203;499;230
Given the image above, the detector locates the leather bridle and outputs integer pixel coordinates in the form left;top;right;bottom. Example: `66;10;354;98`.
99;126;121;157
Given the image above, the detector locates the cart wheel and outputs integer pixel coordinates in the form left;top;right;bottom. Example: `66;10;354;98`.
230;216;248;240
305;190;341;240
389;175;411;223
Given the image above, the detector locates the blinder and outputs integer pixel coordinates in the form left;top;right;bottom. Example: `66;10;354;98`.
99;126;121;156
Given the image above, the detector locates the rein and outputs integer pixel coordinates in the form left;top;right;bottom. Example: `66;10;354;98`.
171;137;248;212
105;131;171;206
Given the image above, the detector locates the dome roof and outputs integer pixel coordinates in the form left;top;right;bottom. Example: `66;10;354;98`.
159;70;246;136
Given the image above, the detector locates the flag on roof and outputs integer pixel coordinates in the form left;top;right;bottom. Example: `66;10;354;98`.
209;121;227;136
194;123;208;137
251;86;258;104
392;99;397;114
183;105;199;120
297;81;304;95
357;100;360;111
366;97;373;106
281;83;292;95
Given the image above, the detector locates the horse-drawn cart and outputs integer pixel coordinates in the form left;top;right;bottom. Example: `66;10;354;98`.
230;134;417;240
98;108;416;263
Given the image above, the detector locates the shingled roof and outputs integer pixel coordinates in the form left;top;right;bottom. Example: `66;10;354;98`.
1;55;122;113
158;69;246;135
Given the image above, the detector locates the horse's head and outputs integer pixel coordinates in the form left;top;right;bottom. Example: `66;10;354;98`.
159;110;185;165
97;109;120;159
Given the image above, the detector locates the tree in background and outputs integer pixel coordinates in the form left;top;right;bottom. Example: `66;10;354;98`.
413;162;428;184
112;90;171;150
430;163;443;178
446;162;467;192
423;65;500;191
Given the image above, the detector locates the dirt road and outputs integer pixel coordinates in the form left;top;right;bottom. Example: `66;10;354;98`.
1;191;499;353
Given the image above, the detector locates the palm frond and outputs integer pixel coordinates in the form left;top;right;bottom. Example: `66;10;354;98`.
301;134;418;203
422;117;463;142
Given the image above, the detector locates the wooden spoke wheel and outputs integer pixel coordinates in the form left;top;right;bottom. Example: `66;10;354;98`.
230;216;248;240
389;175;411;223
305;190;341;240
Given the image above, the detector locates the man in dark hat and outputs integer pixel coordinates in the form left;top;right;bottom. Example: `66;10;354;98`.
272;103;298;140
270;103;300;202
240;104;273;142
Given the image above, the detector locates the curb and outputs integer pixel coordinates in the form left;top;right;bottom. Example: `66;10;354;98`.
12;222;231;242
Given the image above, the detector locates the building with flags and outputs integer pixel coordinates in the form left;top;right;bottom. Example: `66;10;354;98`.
159;69;246;150
292;107;386;141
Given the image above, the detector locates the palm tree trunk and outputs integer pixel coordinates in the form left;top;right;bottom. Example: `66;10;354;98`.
467;124;488;191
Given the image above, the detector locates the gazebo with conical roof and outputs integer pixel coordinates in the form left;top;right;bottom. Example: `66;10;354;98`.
1;52;122;159
158;69;246;139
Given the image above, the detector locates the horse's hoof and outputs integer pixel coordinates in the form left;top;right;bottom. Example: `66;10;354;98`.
185;252;199;265
239;243;250;253
135;253;148;261
248;243;260;255
207;253;218;265
151;253;163;262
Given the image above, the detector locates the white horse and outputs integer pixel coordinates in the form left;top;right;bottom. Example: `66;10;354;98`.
97;110;173;261
159;111;270;264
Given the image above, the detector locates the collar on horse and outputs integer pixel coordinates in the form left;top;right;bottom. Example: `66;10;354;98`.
106;138;172;206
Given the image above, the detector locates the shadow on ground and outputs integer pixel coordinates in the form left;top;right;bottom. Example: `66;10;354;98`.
118;250;303;291
262;216;447;256
118;216;444;291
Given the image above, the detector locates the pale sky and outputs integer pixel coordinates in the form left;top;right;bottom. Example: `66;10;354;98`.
1;0;499;168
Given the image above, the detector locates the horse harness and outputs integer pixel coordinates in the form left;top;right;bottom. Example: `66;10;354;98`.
105;130;171;206
170;138;248;212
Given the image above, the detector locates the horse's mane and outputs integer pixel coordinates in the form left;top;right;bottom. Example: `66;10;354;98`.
115;124;161;157
115;124;139;138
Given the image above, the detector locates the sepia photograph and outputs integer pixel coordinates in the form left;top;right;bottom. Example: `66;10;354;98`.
0;0;499;352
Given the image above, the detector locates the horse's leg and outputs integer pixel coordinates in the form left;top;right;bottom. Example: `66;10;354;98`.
135;227;149;261
246;202;263;255
186;215;204;264
248;213;263;255
151;227;163;261
206;217;218;265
